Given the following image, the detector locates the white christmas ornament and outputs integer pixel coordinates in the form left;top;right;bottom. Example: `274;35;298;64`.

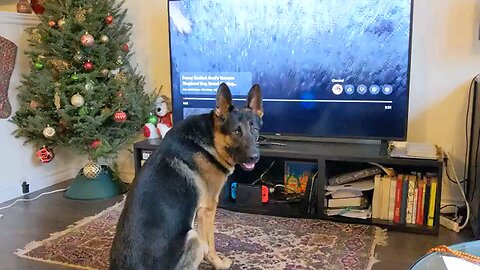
71;93;85;108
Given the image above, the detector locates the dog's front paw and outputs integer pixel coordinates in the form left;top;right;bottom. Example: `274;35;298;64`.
207;253;232;270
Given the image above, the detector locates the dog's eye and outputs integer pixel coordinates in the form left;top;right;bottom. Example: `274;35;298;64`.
232;128;242;136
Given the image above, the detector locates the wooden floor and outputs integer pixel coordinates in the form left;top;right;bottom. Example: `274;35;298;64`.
0;181;474;270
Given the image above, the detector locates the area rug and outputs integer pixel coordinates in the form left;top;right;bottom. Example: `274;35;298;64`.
15;199;387;270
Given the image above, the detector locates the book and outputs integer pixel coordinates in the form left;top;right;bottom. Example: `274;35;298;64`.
416;179;425;225
388;176;397;221
427;178;437;226
423;177;431;225
400;175;408;224
327;197;365;208
406;175;416;224
380;176;392;220
393;174;403;223
372;175;382;219
412;185;418;224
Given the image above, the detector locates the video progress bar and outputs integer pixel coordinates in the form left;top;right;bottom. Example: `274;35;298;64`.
183;97;393;104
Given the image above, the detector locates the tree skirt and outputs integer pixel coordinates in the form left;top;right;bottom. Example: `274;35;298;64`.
15;199;387;270
0;36;17;119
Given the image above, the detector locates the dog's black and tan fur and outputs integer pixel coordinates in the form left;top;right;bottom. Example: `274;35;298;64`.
109;83;263;270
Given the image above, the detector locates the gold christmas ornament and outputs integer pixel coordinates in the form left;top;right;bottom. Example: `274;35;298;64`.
71;93;85;108
58;18;66;29
54;92;61;110
75;8;87;22
115;72;127;83
99;34;109;44
83;161;102;179
30;29;42;43
43;126;56;138
100;68;109;77
50;59;70;72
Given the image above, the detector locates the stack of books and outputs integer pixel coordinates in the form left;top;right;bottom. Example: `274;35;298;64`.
325;179;374;219
371;173;438;226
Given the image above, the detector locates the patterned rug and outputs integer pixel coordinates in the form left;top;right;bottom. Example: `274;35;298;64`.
15;199;387;270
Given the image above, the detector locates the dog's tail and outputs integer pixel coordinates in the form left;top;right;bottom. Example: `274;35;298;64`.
175;229;208;270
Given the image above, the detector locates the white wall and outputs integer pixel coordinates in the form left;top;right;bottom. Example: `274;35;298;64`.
0;12;84;202
1;0;479;204
408;0;480;204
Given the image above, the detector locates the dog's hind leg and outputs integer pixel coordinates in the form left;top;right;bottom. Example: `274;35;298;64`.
175;229;208;270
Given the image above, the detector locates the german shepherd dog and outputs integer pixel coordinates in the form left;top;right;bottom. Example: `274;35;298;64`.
109;83;263;270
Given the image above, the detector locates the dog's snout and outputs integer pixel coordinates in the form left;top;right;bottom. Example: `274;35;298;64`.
247;154;260;163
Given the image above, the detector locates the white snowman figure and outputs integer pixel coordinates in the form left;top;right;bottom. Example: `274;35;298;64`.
154;95;173;138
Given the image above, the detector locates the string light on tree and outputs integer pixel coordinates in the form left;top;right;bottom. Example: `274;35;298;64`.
48;20;56;28
122;43;129;52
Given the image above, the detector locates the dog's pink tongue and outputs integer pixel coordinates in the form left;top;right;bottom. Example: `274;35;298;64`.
242;163;255;170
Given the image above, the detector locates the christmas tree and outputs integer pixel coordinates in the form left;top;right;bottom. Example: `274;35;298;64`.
12;0;152;176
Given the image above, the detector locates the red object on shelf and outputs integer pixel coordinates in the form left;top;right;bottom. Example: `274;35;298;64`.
30;0;45;15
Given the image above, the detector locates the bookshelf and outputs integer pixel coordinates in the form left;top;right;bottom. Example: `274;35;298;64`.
133;139;443;235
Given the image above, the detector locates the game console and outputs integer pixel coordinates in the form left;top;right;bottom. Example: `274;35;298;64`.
231;182;269;204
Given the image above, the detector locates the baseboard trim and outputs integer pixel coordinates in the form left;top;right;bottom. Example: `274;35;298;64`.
0;168;75;203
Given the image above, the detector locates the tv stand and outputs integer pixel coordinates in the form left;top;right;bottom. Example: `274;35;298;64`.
133;139;442;235
218;139;443;235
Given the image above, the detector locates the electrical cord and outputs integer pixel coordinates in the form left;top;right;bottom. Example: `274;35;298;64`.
444;157;465;184
250;161;275;185
444;151;470;230
0;189;67;219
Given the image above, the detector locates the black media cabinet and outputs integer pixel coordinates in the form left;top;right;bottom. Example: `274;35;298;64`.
133;139;443;235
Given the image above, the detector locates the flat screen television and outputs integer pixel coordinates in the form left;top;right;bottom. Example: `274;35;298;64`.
167;0;413;140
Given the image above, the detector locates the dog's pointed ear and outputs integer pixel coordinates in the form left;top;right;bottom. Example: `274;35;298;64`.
246;84;263;118
215;83;233;119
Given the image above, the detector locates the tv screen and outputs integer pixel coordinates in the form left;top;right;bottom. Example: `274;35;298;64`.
168;0;413;140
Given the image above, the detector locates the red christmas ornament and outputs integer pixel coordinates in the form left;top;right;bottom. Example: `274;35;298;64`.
91;139;102;149
81;33;95;47
122;43;129;52
36;146;54;163
105;15;113;25
30;0;45;15
83;61;94;72
48;20;56;28
114;111;127;123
